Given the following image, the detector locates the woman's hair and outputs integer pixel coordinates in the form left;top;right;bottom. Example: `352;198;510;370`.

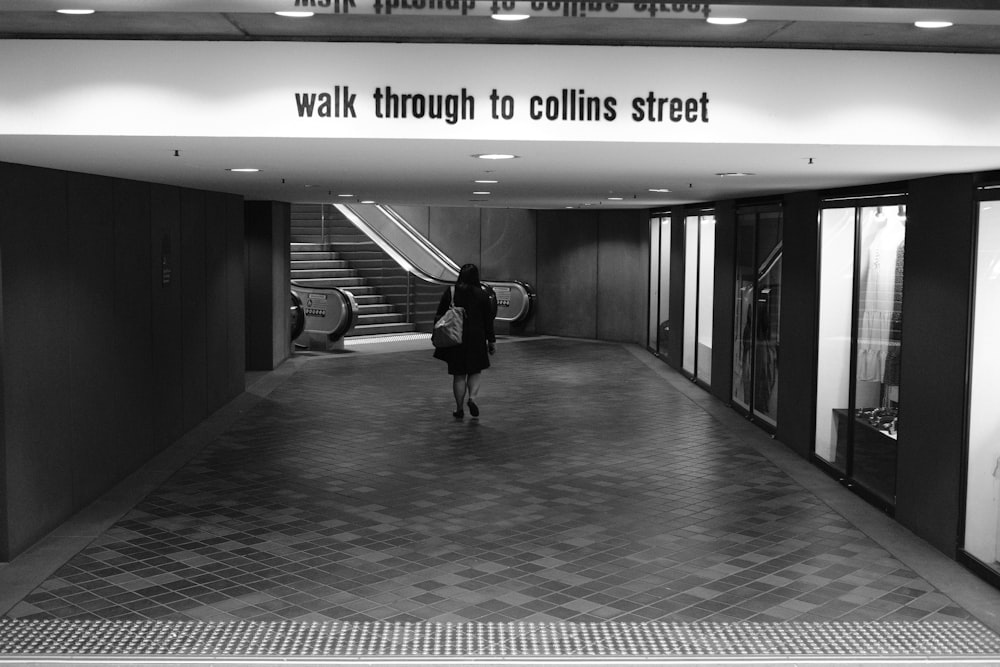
456;263;480;287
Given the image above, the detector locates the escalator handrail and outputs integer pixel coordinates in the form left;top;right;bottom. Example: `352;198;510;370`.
336;203;455;285
290;281;358;341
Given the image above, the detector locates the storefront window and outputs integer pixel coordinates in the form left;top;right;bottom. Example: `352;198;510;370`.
649;216;661;350
732;207;782;428
697;215;716;385
965;196;1000;574
815;208;855;472
682;215;698;375
683;212;715;382
815;201;906;508
647;215;671;358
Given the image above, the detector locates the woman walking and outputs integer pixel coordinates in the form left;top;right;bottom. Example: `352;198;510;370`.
433;263;496;419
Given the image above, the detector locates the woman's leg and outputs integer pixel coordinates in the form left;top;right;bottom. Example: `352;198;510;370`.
452;374;468;413
466;373;482;416
467;373;481;402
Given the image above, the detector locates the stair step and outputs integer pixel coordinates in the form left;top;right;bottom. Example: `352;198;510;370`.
356;304;397;315
328;241;380;252
345;291;381;301
291;269;358;279
292;277;368;288
347;259;402;270
291;260;351;270
327;251;394;262
348;322;417;337
357;313;408;325
291;243;335;252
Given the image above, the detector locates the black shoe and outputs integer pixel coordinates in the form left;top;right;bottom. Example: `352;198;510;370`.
453;410;464;419
467;400;479;417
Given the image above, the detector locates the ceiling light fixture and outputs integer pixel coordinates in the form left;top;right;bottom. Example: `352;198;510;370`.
648;188;671;193
227;168;260;173
56;8;95;14
716;172;754;177
473;191;492;195
473;153;518;160
706;17;747;25
491;13;530;21
914;20;953;29
475;179;499;184
608;197;624;201
275;11;315;17
337;193;354;197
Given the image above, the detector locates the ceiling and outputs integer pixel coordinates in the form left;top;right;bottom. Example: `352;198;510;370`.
2;1;1000;209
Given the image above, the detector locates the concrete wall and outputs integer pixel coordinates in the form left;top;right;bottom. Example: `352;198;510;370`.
536;209;648;344
0;161;245;560
391;205;646;343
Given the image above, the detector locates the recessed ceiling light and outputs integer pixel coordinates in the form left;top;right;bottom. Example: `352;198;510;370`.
914;20;953;29
56;8;95;14
716;172;755;177
275;11;314;17
361;200;376;204
491;13;530;21
473;191;492;195
227;168;260;173
648;188;671;193
707;17;747;25
474;179;499;184
608;197;624;201
337;193;354;198
473;153;518;160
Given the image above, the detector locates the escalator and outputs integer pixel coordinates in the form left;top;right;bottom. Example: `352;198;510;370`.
291;203;534;348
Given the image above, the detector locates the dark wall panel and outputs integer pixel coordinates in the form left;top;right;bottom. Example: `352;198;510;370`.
150;185;185;447
482;209;535;285
244;201;287;372
536;210;598;338
181;190;208;432
430;208;481;268
482;208;537;335
67;173;119;506
895;173;976;557
0;164;74;557
226;196;248;398
112;179;155;469
205;192;229;414
776;191;820;456
597;210;647;343
0;162;246;560
711;201;736;401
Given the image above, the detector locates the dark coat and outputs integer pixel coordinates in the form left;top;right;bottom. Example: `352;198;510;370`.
433;283;496;375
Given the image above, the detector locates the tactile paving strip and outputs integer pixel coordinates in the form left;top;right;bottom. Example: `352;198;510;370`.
1;620;999;658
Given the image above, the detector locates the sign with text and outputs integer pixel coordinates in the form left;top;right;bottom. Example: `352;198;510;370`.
1;41;999;147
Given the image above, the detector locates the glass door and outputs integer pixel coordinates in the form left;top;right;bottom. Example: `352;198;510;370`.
647;214;671;358
683;211;715;384
965;191;1000;576
815;199;906;509
732;207;782;429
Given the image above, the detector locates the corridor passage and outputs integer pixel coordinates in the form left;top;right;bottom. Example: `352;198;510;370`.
1;337;999;662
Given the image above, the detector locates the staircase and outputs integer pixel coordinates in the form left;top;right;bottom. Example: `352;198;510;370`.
290;204;417;338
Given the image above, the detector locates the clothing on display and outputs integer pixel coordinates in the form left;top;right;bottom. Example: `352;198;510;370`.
858;209;905;384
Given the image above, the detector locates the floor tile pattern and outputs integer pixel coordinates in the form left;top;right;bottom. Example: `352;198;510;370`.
1;619;999;659
1;339;987;630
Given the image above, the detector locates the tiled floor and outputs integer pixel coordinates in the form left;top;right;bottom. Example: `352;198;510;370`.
2;337;999;661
